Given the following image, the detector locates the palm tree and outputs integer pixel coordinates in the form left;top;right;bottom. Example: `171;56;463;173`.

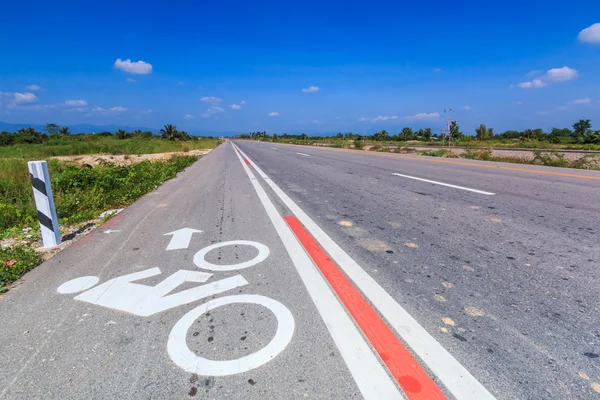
59;126;71;136
161;124;177;140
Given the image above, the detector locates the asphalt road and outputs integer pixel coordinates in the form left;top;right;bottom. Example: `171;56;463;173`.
2;141;599;399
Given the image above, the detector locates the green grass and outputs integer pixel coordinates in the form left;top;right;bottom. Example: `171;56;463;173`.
0;156;199;231
1;246;44;292
0;136;221;159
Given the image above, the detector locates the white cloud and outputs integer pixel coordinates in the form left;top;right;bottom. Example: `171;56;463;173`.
201;96;221;103
109;106;127;112
229;104;241;110
268;112;280;116
13;92;38;104
65;99;88;106
516;78;547;89
126;78;136;83
463;105;471;111
404;112;440;121
93;106;106;112
201;104;225;118
358;117;369;122
515;66;578;89
578;23;600;44
573;97;591;104
240;100;245;105
371;116;398;122
546;66;578;82
25;84;42;91
335;116;344;119
302;86;320;93
184;114;194;119
526;70;542;77
433;68;442;73
114;58;153;75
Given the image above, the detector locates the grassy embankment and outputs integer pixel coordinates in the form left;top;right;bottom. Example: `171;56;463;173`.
0;136;221;292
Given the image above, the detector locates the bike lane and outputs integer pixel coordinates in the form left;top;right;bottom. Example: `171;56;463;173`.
0;144;373;399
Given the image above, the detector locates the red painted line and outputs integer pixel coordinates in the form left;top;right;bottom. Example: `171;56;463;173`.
285;215;446;400
101;214;122;228
244;158;250;165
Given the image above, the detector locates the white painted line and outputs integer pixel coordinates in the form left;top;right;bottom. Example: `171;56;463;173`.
194;240;269;271
296;152;310;157
168;294;295;376
231;144;403;399
164;227;203;250
271;147;277;150
392;173;495;195
235;143;495;400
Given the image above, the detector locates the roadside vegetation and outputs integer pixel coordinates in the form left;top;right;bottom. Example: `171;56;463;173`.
1;123;221;292
239;118;600;151
0;123;221;158
239;119;600;170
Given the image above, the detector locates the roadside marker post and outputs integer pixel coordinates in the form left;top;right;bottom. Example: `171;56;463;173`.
28;160;61;248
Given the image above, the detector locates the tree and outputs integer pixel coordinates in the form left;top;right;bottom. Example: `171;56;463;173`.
475;124;489;141
160;124;177;140
590;131;600;144
336;133;344;139
573;119;592;141
301;133;308;140
176;130;190;140
401;127;413;141
272;133;278;141
44;123;60;136
59;126;71;136
449;121;463;140
116;129;129;139
422;127;432;141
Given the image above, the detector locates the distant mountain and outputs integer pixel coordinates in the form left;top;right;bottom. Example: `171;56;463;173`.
0;121;240;137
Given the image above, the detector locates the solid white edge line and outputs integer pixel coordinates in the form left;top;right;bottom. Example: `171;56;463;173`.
234;142;496;400
231;143;403;399
296;152;310;157
392;173;495;196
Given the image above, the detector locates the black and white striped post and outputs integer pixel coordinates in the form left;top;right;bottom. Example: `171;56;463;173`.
28;161;61;248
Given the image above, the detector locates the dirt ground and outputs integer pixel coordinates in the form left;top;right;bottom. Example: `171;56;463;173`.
51;149;211;167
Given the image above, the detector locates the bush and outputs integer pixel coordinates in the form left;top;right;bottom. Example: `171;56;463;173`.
354;140;364;149
532;150;570;168
1;246;43;292
463;144;493;160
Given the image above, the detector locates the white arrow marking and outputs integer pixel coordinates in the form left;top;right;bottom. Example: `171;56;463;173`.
164;228;203;250
103;229;121;234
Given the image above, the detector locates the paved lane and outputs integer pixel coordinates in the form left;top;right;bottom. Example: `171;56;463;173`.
236;140;600;400
0;144;378;399
3;140;599;399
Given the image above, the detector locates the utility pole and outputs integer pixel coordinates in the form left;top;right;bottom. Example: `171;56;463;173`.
444;108;453;149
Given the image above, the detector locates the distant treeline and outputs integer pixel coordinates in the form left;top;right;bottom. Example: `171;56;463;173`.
238;119;600;145
0;123;217;147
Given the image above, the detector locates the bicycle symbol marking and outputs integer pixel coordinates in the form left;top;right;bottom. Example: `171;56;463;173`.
57;238;295;376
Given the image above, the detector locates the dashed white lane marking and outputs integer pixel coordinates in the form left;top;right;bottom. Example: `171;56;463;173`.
235;143;495;400
392;173;495;196
271;147;277;150
231;143;403;399
296;152;310;157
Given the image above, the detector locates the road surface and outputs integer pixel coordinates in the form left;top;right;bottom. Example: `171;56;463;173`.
1;141;599;399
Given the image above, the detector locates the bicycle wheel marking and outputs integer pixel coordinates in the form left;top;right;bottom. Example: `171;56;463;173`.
193;240;270;271
168;294;295;376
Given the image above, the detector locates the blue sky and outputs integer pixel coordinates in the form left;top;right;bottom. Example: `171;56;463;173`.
1;1;599;135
